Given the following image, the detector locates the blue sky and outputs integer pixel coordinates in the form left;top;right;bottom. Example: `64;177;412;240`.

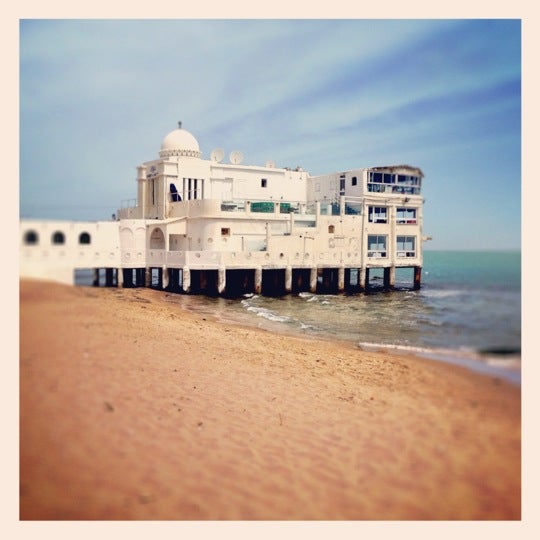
19;19;521;250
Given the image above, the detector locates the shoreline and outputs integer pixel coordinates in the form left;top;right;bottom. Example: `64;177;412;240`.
19;279;521;520
160;289;522;386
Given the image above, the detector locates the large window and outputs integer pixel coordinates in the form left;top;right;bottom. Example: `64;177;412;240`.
367;235;387;258
368;171;422;195
396;236;416;257
368;206;387;223
396;208;417;224
184;178;204;200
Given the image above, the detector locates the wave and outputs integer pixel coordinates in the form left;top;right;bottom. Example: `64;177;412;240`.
356;341;521;383
358;341;442;356
244;304;291;323
419;289;465;298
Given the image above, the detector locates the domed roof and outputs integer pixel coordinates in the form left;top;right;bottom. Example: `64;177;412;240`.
159;123;202;158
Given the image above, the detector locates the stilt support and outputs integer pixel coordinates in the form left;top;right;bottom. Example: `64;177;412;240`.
338;266;345;292
414;266;422;290
182;266;191;293
117;268;124;288
310;267;317;293
254;267;262;295
285;266;292;293
359;267;366;291
364;268;370;294
218;267;226;295
162;266;169;290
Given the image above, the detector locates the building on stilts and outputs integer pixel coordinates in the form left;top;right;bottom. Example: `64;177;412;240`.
20;123;427;295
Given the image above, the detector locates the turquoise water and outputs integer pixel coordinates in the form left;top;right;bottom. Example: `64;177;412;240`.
162;250;521;384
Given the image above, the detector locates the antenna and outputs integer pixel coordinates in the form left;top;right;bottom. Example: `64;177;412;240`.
211;148;225;163
229;150;244;165
178;121;182;129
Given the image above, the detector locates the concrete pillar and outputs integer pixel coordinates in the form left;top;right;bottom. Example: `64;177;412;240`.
182;266;191;293
218;267;226;294
145;268;152;288
414;266;422;290
359;268;366;291
310;267;317;293
117;268;124;288
364;268;370;293
339;195;345;215
254;267;262;294
285;266;292;293
338;266;345;292
162;266;169;289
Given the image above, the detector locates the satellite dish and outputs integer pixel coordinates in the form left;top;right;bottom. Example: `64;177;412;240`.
265;160;275;168
210;148;224;162
229;150;244;165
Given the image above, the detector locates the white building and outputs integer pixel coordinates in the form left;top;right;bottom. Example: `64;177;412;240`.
20;123;426;295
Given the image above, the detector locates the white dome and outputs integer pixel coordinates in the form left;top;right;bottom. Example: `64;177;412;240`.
159;126;201;158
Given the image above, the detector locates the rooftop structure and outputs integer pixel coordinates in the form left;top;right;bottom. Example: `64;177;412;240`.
20;124;427;295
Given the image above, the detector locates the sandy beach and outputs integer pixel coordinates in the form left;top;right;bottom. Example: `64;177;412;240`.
19;279;520;520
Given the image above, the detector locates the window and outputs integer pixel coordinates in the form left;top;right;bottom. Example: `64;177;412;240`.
184;178;203;200
221;228;230;236
396;236;416;257
351;176;357;186
261;178;267;188
328;225;335;234
79;232;91;245
368;206;387;223
251;201;274;213
368;171;422;195
170;183;181;202
24;230;39;245
52;231;65;245
396;208;417;224
339;175;346;194
367;235;387;257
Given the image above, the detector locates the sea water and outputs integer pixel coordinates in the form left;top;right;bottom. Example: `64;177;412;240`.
162;250;522;384
76;250;522;384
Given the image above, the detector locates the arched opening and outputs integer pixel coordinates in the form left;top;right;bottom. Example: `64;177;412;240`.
79;232;91;244
24;230;39;245
150;227;165;249
52;231;65;245
120;227;135;249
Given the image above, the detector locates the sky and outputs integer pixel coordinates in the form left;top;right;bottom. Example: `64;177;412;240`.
19;18;522;251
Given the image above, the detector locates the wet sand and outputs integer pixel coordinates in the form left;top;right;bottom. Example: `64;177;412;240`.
19;279;521;520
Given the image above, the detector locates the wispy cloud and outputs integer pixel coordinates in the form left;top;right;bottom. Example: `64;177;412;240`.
19;19;521;249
